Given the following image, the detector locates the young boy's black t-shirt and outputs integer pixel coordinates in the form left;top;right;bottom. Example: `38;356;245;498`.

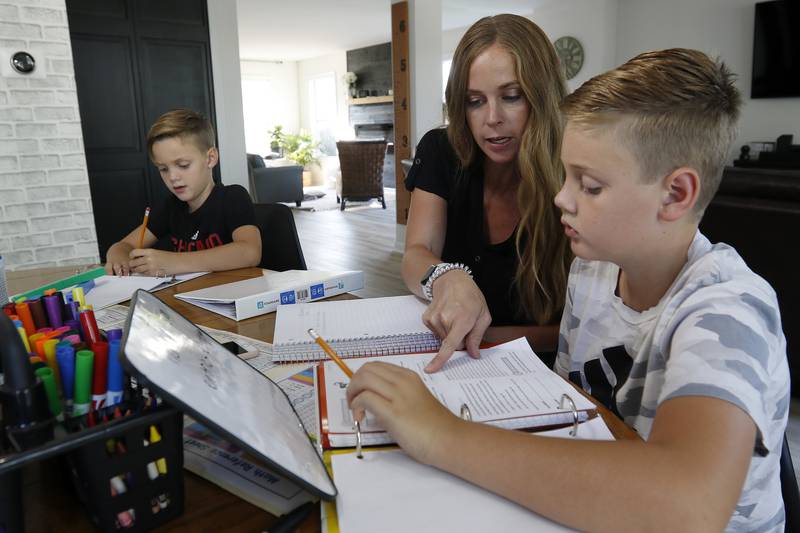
148;184;256;252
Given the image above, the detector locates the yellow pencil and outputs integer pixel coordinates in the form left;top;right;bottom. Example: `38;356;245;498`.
308;328;353;378
137;207;151;249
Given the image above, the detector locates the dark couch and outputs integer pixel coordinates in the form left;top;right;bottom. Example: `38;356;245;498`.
700;166;800;396
246;153;303;206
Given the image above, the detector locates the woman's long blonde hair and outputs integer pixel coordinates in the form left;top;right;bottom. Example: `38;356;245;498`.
445;14;571;324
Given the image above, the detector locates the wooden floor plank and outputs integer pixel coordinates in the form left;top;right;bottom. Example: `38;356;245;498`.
291;200;410;300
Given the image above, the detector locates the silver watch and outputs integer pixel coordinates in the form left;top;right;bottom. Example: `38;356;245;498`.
420;262;472;301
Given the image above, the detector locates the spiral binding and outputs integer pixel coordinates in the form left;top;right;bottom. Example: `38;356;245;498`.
273;331;441;362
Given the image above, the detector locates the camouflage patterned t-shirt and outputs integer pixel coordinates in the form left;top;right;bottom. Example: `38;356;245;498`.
555;232;789;532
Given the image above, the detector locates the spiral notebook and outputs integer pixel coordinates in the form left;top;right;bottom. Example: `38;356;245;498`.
272;295;439;363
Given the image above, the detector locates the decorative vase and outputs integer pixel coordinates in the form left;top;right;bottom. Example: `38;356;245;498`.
349;86;357;98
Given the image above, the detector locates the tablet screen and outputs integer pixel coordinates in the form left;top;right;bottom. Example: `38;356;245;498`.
121;290;336;499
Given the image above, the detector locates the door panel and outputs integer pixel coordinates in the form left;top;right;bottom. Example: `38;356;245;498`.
71;36;141;152
67;0;216;260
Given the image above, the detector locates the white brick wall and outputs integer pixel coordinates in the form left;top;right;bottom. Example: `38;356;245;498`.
0;0;99;270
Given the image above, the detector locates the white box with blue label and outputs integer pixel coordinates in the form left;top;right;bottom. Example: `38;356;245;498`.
174;270;364;321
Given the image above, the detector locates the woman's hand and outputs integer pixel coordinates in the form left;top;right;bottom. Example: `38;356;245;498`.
347;361;461;465
128;248;178;277
422;270;492;372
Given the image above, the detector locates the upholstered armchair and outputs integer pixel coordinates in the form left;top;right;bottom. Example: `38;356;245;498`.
246;154;303;206
335;140;387;210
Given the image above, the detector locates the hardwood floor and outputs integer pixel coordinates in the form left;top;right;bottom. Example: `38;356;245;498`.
291;196;410;300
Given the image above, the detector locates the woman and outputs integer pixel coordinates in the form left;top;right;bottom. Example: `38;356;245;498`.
403;14;571;371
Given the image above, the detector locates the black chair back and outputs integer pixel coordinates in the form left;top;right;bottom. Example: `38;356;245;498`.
253;203;307;271
781;433;800;531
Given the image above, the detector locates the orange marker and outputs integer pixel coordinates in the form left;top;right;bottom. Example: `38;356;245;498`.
137;207;151;249
307;328;353;378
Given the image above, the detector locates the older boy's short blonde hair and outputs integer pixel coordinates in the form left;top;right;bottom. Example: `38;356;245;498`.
561;48;741;216
146;108;215;159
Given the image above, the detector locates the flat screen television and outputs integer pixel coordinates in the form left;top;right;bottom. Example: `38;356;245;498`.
751;0;800;98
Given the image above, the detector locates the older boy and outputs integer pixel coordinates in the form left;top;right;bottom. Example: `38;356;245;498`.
346;49;789;532
105;109;261;276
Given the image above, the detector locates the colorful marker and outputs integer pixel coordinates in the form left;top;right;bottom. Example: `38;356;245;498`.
35;367;63;420
91;341;109;410
79;308;100;346
71;286;86;308
106;339;124;406
15;301;36;336
149;426;168;475
73;349;94;416
44;292;64;328
27;298;47;329
43;338;61;390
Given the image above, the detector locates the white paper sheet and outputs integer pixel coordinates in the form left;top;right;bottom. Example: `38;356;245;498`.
70;272;206;309
332;449;575;533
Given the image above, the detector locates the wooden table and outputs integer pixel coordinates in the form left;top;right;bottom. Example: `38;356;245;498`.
9;267;637;532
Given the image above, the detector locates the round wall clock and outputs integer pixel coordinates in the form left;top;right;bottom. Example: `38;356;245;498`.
554;36;584;80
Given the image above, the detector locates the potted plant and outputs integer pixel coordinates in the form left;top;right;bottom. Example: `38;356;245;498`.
280;130;320;186
268;125;285;156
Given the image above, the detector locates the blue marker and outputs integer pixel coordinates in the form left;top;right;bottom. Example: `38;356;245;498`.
55;342;76;416
106;339;124;406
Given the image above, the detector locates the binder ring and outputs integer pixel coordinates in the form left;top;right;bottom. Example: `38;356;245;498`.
459;403;472;421
559;394;579;437
355;420;363;459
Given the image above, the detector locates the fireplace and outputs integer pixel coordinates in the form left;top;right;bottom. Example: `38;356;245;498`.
354;123;394;142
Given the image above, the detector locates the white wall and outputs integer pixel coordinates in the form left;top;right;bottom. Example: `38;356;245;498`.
441;0;618;93
409;0;443;148
0;0;99;270
240;60;300;136
616;0;800;161
208;0;249;191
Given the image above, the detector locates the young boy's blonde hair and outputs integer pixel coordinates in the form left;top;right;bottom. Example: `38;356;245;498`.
561;48;741;216
146;108;216;159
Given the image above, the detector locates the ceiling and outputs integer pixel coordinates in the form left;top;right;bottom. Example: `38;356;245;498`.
236;0;542;62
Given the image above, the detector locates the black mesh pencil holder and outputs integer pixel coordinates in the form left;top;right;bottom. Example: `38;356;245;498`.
65;407;184;532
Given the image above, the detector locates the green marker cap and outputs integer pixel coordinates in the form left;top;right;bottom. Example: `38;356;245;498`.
35;367;63;417
74;349;94;408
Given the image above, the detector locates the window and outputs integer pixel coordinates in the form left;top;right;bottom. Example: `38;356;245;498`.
241;78;275;155
308;72;337;154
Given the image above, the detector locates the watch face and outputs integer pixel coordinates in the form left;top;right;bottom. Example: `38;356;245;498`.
554;37;584;80
421;264;437;285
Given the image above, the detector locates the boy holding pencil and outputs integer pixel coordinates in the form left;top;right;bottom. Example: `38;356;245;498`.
347;49;789;531
105;109;261;276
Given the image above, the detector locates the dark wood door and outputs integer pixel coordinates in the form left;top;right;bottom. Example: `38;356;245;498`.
67;0;217;260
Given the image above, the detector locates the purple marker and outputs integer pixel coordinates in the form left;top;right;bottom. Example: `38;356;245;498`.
106;339;124;406
69;301;80;322
44;293;63;328
65;319;81;339
105;328;123;343
56;342;76;415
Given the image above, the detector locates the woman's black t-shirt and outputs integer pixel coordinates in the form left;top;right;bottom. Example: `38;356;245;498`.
404;128;526;326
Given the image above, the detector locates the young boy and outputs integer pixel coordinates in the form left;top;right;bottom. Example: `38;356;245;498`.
105;109;261;276
346;49;789;531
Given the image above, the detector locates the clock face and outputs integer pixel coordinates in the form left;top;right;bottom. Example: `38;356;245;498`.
554;36;584;80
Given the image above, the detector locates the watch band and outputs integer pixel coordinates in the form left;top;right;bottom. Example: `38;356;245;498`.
421;262;472;301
